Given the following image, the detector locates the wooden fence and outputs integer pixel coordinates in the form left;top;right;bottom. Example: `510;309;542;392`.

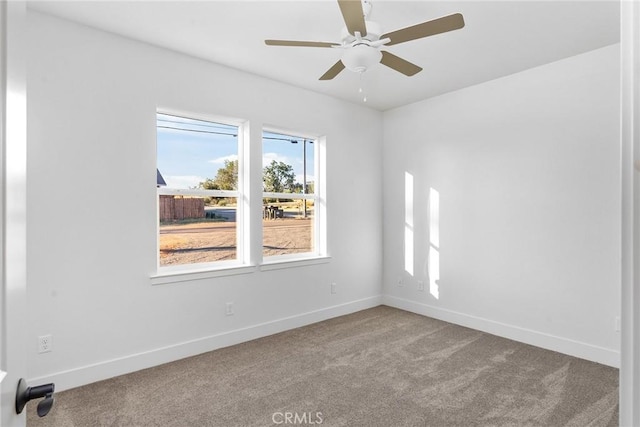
159;195;205;221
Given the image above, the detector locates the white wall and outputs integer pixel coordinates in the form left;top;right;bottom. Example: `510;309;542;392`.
26;12;383;390
382;44;621;367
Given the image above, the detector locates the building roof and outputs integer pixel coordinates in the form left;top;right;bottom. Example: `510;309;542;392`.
157;169;167;187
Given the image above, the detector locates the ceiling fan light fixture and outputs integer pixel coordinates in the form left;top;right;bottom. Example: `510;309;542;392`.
341;45;382;73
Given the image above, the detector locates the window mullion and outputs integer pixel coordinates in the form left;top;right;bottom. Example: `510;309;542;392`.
262;192;315;200
158;188;239;198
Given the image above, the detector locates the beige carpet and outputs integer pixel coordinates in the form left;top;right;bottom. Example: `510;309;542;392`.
27;306;618;426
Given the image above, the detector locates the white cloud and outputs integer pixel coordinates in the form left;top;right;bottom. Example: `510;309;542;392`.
209;154;238;165
164;175;204;189
262;152;291;167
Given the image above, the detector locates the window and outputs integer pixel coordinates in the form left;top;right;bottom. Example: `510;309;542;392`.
156;112;242;270
262;130;319;260
154;112;327;280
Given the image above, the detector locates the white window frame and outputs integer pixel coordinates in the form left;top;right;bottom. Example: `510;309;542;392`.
154;110;248;278
151;115;328;284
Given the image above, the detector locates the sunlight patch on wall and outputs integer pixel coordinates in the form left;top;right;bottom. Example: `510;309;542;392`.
404;172;414;276
428;187;440;299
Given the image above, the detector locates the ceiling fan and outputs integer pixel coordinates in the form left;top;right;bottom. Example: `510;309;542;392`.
265;0;465;80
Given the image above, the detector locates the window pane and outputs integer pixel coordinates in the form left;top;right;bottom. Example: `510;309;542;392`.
157;112;239;267
262;198;314;257
159;196;237;266
262;130;316;258
262;132;315;195
157;113;238;190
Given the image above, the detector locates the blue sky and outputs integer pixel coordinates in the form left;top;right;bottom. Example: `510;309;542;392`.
156;113;315;189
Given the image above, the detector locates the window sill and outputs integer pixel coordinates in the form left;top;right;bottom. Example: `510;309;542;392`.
151;264;256;285
150;257;331;284
260;256;331;271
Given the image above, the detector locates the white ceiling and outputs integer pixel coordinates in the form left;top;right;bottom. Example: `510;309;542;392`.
28;0;620;111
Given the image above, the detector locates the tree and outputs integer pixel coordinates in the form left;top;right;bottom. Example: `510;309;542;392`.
263;160;296;193
200;159;238;191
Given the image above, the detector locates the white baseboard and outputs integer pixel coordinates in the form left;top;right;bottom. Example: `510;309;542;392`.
29;295;383;392
29;293;617;392
382;295;620;368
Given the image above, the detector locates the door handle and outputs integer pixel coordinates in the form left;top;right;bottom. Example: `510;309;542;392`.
15;378;55;417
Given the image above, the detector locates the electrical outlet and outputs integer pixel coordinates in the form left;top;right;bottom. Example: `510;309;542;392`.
417;281;424;291
331;282;337;294
615;316;621;332
225;302;234;316
38;335;52;353
397;276;403;287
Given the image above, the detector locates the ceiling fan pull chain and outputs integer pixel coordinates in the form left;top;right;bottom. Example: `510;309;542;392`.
359;71;368;103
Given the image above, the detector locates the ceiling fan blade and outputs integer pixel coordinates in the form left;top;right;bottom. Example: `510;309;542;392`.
319;61;346;80
381;13;465;46
265;40;340;48
337;0;367;37
380;51;422;76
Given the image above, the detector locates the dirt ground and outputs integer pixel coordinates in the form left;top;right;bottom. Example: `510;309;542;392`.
159;218;313;266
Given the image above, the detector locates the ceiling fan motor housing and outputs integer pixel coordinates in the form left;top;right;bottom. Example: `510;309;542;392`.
340;20;383;73
341;20;383;44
